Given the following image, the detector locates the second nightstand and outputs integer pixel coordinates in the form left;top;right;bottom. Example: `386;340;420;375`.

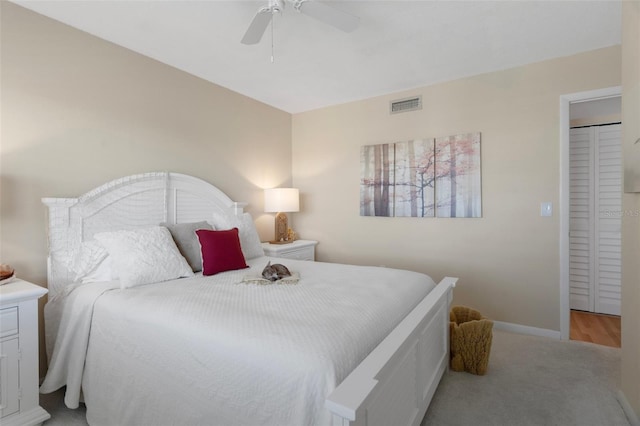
261;240;318;261
0;279;50;426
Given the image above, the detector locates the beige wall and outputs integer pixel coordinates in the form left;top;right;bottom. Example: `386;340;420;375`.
621;0;640;421
292;46;621;332
0;2;292;286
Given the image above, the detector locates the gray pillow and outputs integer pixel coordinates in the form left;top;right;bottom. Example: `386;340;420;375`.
160;221;212;272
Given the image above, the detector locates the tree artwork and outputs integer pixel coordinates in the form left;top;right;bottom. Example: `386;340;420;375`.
360;143;395;217
360;133;481;218
435;133;482;218
394;139;436;217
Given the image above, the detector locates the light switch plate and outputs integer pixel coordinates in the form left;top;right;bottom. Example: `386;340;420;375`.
540;202;553;217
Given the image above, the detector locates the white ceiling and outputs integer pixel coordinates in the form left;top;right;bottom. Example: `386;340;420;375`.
13;0;622;114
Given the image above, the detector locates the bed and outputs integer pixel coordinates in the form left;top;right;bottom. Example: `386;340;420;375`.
39;172;456;426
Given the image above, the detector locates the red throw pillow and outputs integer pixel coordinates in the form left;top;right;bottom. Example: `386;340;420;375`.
196;228;248;276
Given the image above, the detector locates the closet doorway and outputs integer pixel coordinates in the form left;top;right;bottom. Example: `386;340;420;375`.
566;95;622;346
559;86;622;340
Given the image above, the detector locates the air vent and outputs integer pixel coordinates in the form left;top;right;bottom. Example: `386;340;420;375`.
390;96;422;114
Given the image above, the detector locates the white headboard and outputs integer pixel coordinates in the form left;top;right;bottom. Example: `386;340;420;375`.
42;172;246;297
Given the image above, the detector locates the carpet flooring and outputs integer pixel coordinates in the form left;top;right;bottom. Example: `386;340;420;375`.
40;330;630;426
422;330;629;426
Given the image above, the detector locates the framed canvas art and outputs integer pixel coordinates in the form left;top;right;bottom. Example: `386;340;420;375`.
394;139;435;217
435;132;482;218
361;133;481;218
360;143;395;217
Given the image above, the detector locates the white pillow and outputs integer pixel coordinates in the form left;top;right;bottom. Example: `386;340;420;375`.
211;212;264;260
94;226;194;289
81;256;118;284
67;240;108;282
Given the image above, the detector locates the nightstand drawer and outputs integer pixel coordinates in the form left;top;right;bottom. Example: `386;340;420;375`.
0;307;18;338
276;246;314;261
262;240;317;261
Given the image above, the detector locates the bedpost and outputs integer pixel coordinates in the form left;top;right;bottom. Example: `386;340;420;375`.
233;202;248;216
41;197;79;297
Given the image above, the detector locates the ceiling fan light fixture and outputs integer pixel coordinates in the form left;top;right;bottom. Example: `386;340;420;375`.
241;0;360;46
240;0;284;45
270;0;284;14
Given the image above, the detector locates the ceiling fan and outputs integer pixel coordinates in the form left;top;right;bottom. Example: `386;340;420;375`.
241;0;360;45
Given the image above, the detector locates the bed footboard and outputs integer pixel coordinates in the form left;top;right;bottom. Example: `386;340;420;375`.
326;277;456;426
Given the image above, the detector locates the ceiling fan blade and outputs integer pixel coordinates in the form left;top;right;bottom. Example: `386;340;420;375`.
296;1;359;33
241;8;273;45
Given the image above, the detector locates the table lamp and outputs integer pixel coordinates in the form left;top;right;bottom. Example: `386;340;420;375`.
264;188;299;244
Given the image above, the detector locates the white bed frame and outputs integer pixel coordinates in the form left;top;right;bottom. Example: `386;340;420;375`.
42;172;456;426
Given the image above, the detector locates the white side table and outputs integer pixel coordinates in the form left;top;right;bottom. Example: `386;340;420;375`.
261;240;318;261
0;279;50;426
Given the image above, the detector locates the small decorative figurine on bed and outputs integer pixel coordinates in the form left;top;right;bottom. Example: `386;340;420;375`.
261;261;292;282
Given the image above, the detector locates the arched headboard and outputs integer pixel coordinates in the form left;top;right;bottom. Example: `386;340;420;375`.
42;172;246;296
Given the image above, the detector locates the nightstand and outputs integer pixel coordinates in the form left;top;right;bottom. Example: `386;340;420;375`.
0;279;50;426
261;240;318;261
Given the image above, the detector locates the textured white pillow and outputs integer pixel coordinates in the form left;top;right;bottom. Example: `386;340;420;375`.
81;256;118;284
68;240;108;282
211;212;264;260
94;226;194;289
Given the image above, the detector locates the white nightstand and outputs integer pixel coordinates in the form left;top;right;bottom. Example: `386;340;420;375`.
261;240;318;261
0;279;50;426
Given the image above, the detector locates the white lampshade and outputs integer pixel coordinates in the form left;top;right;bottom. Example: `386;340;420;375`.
264;188;299;213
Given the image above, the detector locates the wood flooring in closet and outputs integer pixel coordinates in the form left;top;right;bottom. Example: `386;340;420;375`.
570;310;621;348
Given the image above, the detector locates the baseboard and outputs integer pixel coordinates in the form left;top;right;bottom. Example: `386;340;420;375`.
493;321;562;340
617;390;640;426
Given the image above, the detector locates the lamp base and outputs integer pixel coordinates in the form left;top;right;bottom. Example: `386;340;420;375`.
268;240;294;245
273;211;290;243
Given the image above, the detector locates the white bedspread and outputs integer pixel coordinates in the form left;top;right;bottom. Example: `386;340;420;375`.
41;256;436;426
40;281;119;408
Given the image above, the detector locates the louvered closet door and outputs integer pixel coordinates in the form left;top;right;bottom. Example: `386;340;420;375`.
594;125;622;315
569;127;594;312
569;124;622;316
